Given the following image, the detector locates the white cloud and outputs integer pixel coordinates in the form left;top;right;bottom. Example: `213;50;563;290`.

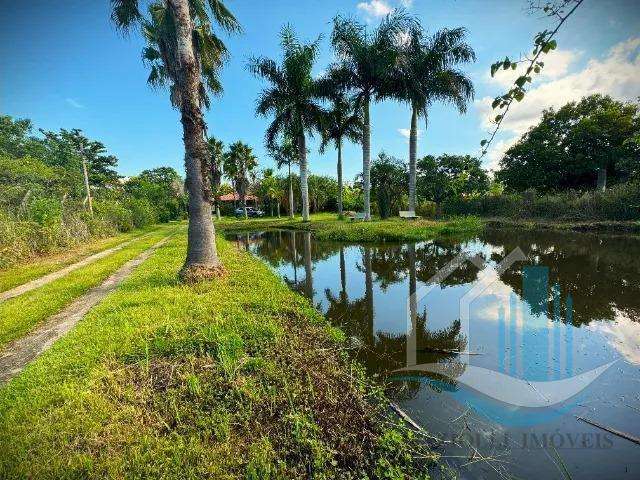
400;0;413;7
488;48;581;88
477;37;640;167
398;128;422;139
587;309;640;365
65;97;84;109
357;0;392;18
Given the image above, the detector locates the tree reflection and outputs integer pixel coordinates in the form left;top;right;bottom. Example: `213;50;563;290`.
481;228;640;325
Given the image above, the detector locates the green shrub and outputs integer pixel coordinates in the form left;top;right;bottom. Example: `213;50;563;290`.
126;198;158;228
440;182;640;221
415;200;436;218
94;201;134;232
26;197;62;226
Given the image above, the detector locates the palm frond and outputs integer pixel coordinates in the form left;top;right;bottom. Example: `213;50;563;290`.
111;0;141;31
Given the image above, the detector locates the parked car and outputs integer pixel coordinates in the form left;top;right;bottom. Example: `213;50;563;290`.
234;206;265;218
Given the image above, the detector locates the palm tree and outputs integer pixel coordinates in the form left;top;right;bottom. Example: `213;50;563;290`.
330;12;415;220
249;26;325;222
267;136;298;218
111;0;240;278
319;94;362;217
392;27;475;211
208;137;225;219
223;141;257;219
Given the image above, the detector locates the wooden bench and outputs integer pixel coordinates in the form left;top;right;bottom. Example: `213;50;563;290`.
399;210;419;219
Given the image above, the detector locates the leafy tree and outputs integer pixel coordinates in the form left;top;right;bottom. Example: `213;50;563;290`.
223;141;257;218
330;12;415;220
111;0;241;278
308;175;338;213
125;167;186;222
319;93;362;217
370;153;407;219
496;95;640;191
417;154;489;202
391;26;475;211
0;116;48;159
249;26;325;221
139;166;182;192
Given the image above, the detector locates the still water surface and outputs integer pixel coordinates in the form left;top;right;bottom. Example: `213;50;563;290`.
226;228;640;479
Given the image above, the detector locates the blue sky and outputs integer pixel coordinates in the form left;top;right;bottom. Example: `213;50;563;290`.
2;0;639;179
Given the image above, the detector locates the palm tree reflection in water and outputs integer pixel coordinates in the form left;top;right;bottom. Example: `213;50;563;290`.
232;230;469;400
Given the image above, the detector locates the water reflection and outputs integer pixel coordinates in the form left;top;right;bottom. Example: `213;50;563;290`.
228;228;640;479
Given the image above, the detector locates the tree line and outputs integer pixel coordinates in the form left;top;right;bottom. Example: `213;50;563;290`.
0;114;186;267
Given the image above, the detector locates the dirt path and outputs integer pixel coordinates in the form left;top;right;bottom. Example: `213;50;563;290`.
0;235;172;385
0;231;153;303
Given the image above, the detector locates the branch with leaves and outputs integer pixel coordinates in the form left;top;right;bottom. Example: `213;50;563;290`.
480;0;584;157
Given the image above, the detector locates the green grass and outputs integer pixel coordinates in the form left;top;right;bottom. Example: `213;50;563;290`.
215;212;483;242
485;217;640;234
0;224;179;349
0;224;166;293
0;232;434;479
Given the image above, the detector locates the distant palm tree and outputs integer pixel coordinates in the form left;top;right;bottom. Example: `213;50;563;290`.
330;12;416;220
208;137;225;219
224;141;257;219
320;94;362;217
392;27;475;211
249;26;325;222
267;136;299;219
111;0;240;278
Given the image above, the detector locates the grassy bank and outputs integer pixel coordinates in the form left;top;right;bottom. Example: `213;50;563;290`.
0;224;167;293
0;233;433;479
485;217;640;234
0;224;178;349
215;213;483;242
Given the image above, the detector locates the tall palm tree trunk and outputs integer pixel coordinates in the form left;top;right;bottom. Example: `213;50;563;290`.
337;139;343;217
407;243;417;367
299;133;310;221
288;163;294;219
170;0;220;272
339;246;346;295
304;231;313;298
409;105;418;212
364;246;374;343
362;94;371;220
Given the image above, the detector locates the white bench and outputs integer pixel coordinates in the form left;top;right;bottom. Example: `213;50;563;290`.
350;212;366;221
399;210;419;219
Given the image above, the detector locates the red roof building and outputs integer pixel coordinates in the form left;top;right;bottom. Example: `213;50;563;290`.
218;193;258;203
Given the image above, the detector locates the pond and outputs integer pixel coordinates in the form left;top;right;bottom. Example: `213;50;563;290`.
225;228;640;479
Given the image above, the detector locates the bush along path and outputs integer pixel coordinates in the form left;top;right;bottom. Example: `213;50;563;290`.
0;227;160;302
0;233;435;479
0;233;174;385
0;224;180;350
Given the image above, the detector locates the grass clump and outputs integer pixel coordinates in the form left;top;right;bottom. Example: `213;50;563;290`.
0;233;435;479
